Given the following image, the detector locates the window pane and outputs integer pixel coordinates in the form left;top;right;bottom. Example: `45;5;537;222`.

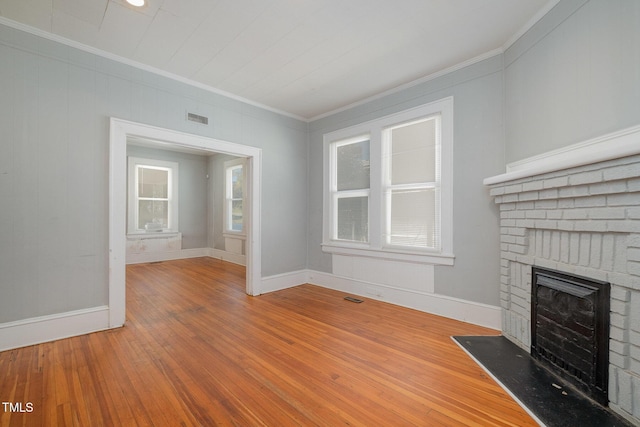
390;118;437;185
231;167;243;199
337;196;368;242
337;140;370;191
138;200;168;229
389;188;436;248
138;167;168;198
232;200;243;232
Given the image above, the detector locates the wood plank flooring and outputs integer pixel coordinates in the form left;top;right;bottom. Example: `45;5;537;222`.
0;257;537;426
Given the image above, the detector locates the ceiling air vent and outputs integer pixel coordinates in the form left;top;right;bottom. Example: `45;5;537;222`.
187;112;209;125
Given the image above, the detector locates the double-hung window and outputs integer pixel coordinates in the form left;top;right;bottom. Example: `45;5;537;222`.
383;116;439;249
323;97;453;265
224;158;246;235
127;157;179;234
331;136;370;243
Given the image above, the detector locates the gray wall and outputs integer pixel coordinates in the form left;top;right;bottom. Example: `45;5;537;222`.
306;0;640;307
0;23;308;324
504;0;640;163
308;55;505;306
127;145;209;249
2;0;637;324
207;153;244;251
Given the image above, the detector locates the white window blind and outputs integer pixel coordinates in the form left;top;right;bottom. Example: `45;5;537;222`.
384;116;440;249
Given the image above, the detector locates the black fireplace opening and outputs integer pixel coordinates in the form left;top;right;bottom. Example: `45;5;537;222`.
531;267;610;406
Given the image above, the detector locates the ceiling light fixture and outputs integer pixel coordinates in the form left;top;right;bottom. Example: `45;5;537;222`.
126;0;145;7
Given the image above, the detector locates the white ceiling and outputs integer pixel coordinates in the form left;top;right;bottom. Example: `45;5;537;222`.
0;0;553;120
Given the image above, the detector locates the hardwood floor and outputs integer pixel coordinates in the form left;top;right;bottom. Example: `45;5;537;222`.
0;257;537;426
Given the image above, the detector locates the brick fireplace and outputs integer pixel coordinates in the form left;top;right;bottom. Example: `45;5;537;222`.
485;126;640;424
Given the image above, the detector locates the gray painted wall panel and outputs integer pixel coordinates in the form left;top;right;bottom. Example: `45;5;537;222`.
504;0;640;163
0;23;307;324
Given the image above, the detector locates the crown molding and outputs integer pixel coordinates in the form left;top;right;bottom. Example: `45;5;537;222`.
0;16;307;122
1;0;559;124
501;0;561;51
308;49;503;122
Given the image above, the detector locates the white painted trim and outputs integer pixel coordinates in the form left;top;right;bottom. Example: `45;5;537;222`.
259;269;500;330
311;1;560;122
502;0;561;52
126;248;209;265
307;270;501;330
223;233;247;240
322;98;455;260
316;1;564;122
127;231;181;238
0;267;499;351
109;119;128;328
0;17;306;122
0;306;110;352
261;270;310;294
223;157;247;236
126;248;247;266
0;7;559;124
208;248;246;266
310;50;501;122
322;243;455;266
484;124;640;186
110;118;262;329
127;156;180;234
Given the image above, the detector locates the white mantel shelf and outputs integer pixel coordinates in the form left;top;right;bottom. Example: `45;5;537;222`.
484;124;640;186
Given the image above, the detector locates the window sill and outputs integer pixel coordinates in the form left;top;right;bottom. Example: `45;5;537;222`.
127;231;181;240
223;232;246;240
322;242;455;265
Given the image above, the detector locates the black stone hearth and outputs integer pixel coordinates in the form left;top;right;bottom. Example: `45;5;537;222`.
453;336;632;427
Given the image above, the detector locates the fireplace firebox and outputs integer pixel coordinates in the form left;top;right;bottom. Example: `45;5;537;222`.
531;267;610;406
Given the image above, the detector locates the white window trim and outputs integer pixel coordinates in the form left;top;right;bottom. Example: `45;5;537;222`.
223;157;246;237
322;97;454;265
127;156;179;235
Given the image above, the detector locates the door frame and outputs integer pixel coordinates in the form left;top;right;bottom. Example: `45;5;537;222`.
109;118;262;327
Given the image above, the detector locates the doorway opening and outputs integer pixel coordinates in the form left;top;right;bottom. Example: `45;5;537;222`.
109;118;262;328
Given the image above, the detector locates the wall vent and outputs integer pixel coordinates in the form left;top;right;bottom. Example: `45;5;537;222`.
187;112;209;125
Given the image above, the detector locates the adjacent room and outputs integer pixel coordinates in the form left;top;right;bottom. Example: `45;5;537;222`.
1;0;639;425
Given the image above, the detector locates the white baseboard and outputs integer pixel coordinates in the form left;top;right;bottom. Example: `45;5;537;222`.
126;248;209;264
260;269;501;330
207;248;246;266
0;251;246;352
0;267;500;352
0;306;112;352
308;270;501;330
261;269;309;294
126;248;247;266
